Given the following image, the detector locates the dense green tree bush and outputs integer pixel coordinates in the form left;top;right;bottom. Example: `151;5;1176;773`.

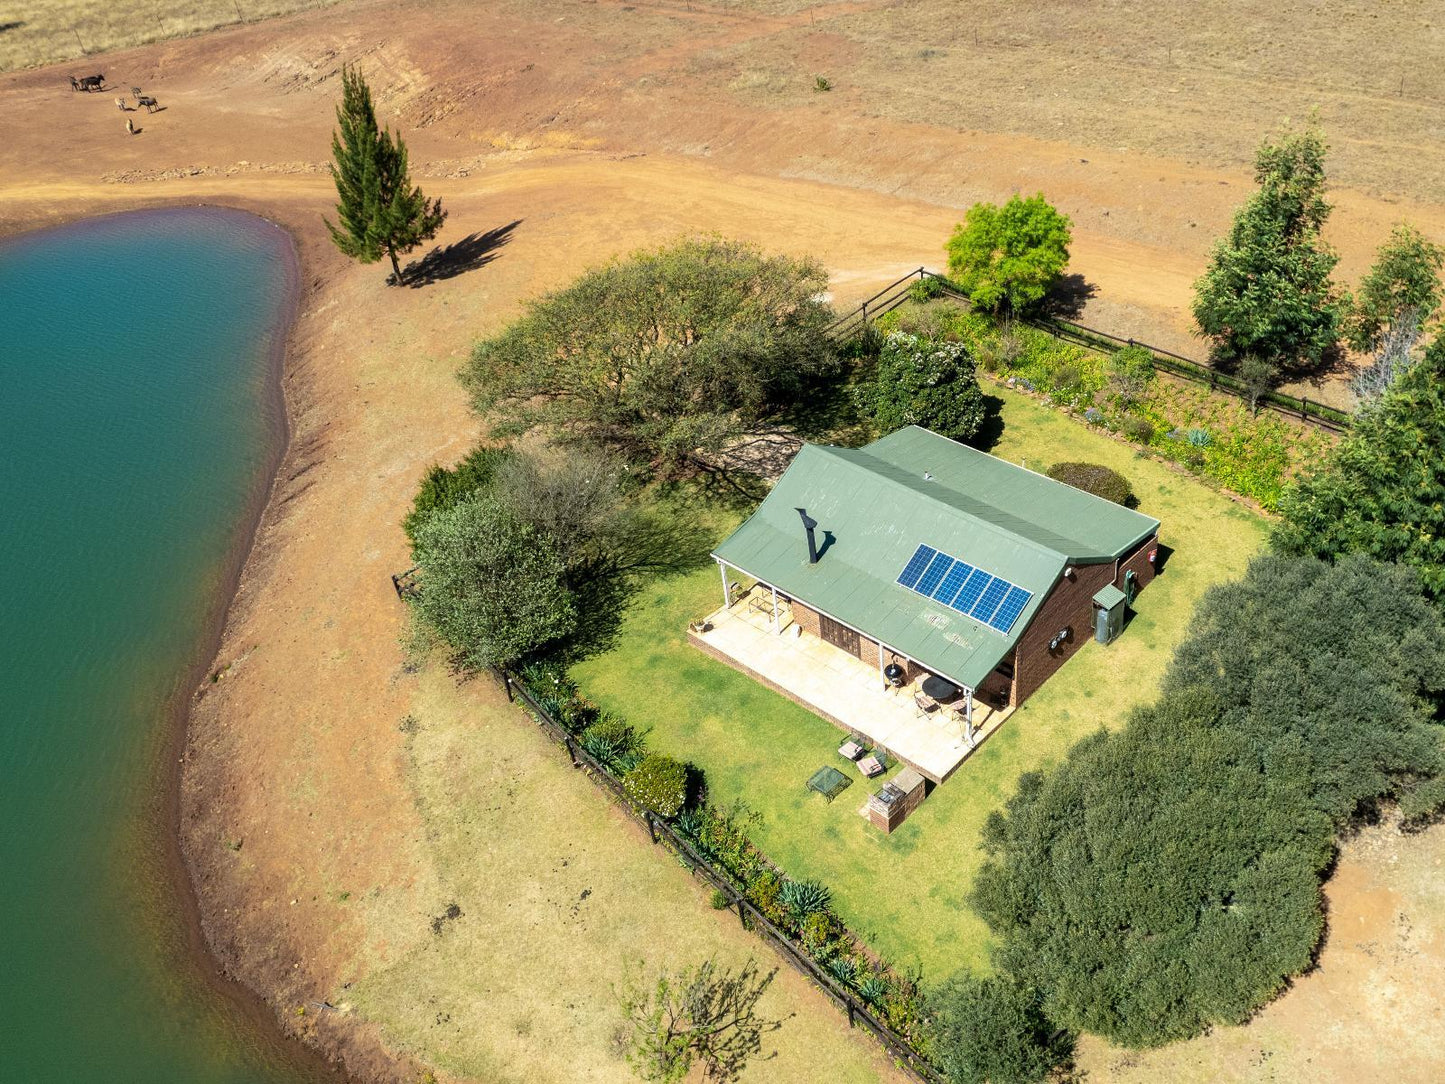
852;331;987;441
580;714;646;775
402;445;512;544
462;238;836;469
945;194;1072;314
411;495;575;668
1165;553;1445;822
930;973;1072;1084
625;753;690;818
1192;124;1346;373
972;687;1333;1047
1045;461;1134;506
1347;223;1444;353
1275;334;1445;595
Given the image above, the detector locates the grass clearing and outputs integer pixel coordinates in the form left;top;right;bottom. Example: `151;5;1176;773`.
0;0;340;72
573;387;1270;981
344;666;905;1084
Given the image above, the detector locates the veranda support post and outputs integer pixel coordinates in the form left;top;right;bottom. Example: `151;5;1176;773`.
718;559;730;610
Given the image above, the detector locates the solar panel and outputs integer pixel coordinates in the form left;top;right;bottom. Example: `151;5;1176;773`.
896;545;937;589
894;545;1033;636
932;560;974;605
987;585;1031;633
916;552;954;596
970;578;1010;623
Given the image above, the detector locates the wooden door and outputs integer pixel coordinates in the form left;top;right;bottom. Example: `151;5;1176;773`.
819;614;861;657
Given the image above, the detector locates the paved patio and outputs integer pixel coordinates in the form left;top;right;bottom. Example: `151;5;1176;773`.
689;591;1014;783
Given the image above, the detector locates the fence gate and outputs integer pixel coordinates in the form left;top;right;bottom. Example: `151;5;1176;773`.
819;614;861;657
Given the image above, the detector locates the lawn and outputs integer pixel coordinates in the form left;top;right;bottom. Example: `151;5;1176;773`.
572;386;1270;981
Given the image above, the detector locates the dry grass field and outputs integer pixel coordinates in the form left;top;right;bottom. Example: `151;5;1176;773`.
0;0;339;72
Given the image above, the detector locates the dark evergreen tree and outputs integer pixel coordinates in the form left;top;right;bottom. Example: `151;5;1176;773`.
1192;124;1346;374
325;65;446;285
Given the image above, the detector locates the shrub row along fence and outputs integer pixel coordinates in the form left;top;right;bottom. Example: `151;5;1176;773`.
490;665;946;1084
825;267;1352;433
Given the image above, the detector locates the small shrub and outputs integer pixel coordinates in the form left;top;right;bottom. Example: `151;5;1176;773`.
908;275;945;303
1046;462;1135;506
709;888;733;910
624;753;689;818
402;445;512;546
1107;344;1156;406
813;74;832;92
779;878;833;922
581;714;646;774
1122;415;1156;445
799;910;845;956
745;870;789;927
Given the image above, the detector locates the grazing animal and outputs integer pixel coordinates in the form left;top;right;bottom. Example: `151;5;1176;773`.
126;117;135;135
131;86;142;98
115;97;128;112
136;95;158;113
69;76;81;91
77;73;104;92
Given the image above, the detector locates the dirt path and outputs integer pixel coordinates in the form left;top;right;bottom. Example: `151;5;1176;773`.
3;1;1444;1080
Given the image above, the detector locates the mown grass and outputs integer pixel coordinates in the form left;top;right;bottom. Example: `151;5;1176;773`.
573;386;1270;981
344;666;905;1084
0;0;339;72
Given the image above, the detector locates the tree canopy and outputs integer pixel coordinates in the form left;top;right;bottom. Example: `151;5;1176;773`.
945;194;1072;314
972;686;1332;1048
325;64;446;284
1191;124;1345;373
461;239;836;469
851;331;987;442
1347;223;1444;353
929;973;1072;1084
1275;333;1445;595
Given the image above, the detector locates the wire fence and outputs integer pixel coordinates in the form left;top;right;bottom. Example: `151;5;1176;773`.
490;665;946;1084
826;267;1353;433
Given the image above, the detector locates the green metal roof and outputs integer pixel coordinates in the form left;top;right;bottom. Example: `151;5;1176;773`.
712;426;1159;691
1093;583;1127;610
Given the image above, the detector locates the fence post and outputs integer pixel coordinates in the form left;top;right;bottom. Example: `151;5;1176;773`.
502;673;514;702
1300;397;1308;421
736;895;746;927
847;998;855;1028
647;812;658;844
861;301;869;325
565;735;579;767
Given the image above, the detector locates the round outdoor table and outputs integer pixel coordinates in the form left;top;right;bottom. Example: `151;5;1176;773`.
921;675;959;701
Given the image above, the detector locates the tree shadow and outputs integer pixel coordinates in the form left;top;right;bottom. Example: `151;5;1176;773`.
399;219;521;288
0;19;26;32
1042;273;1098;319
969;394;1008;452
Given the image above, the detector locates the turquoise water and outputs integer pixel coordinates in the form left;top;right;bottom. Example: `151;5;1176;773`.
1;209;329;1082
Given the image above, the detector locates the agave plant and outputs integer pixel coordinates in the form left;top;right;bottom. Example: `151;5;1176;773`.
779;877;833;921
1185;427;1212;448
857;974;888;1007
826;956;858;985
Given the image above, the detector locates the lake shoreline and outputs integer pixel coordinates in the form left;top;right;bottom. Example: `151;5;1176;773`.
0;205;363;1081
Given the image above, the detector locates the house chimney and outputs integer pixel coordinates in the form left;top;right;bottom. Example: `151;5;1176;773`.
796;507;819;564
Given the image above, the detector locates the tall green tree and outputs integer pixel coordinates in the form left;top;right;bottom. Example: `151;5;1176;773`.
1192;124;1346;374
851;331;987;442
462;238;836;469
1275;332;1445;593
1347;222;1445;353
945;194;1072;315
325;64;447;285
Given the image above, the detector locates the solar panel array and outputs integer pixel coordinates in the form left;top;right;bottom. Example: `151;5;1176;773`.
896;544;1032;634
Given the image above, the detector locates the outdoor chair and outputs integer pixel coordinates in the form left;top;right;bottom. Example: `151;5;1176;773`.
858;753;886;778
913;691;937;716
838;740;863;761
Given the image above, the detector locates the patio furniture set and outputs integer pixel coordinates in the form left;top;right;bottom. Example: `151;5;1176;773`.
838;736;889;778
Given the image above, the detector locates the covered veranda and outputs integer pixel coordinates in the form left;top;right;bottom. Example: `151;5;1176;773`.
690;569;1014;783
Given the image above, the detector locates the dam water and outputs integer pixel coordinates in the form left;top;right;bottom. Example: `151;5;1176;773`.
0;209;329;1082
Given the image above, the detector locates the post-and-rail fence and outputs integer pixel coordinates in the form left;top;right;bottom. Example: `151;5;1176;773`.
490;665;946;1084
825;267;1352;434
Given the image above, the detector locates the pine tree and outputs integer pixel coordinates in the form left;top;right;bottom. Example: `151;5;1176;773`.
1192;123;1345;374
324;65;447;285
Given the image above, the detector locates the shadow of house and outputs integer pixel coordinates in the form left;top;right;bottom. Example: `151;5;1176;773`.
1043;272;1098;319
399;220;521;287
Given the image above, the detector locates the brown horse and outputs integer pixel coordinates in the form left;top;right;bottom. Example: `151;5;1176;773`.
71;73;104;92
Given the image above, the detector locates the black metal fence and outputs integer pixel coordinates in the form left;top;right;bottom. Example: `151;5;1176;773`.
826;267;1352;433
491;666;945;1084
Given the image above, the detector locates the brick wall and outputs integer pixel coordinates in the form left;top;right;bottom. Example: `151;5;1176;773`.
1011;561;1116;705
1119;532;1160;591
791;601;924;685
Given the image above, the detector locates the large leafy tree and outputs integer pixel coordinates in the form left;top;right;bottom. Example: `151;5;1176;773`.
929;972;1072;1084
411;494;575;669
325;64;447;285
462;239;835;469
972;686;1332;1048
1275;333;1445;594
1191;124;1346;374
851;331;987;441
945;194;1072;314
1347;222;1444;353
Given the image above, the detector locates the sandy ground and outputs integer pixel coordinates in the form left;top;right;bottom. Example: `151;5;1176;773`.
3;1;1444;1080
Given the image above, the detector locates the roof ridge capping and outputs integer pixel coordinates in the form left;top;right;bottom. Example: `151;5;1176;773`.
854;426;1158;561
